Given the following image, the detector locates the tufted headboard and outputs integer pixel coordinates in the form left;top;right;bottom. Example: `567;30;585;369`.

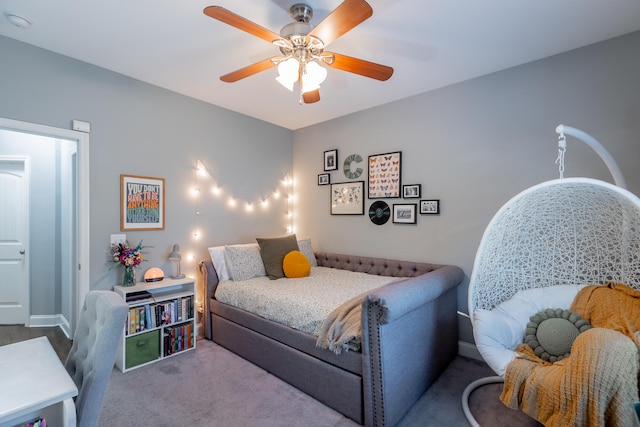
314;251;443;278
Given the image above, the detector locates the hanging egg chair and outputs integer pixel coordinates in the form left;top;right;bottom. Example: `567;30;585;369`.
462;125;640;426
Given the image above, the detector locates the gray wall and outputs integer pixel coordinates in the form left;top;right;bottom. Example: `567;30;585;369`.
2;31;639;347
0;36;293;311
293;31;640;343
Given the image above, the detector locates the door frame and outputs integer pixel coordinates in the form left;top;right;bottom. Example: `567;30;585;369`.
0;117;90;332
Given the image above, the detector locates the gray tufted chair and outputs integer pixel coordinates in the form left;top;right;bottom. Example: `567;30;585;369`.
65;290;128;427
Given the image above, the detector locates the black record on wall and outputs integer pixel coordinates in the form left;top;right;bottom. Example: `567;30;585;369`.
368;201;390;225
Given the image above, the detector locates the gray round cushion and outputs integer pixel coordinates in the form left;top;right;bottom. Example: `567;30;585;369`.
524;308;592;362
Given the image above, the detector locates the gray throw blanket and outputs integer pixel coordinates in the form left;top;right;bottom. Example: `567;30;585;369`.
316;292;366;354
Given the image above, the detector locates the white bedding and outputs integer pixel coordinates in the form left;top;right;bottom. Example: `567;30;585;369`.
214;266;399;336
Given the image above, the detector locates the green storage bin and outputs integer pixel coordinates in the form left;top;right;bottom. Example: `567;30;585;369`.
125;330;160;369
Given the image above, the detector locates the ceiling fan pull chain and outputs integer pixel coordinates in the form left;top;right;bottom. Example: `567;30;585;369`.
298;60;306;104
556;132;567;179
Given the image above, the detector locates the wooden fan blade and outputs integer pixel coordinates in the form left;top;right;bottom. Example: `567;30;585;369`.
220;58;277;83
204;6;283;44
303;89;320;104
308;0;373;47
326;52;394;81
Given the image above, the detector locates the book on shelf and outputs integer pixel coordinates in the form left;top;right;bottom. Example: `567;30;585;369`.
128;308;135;334
144;303;154;329
162;323;193;356
139;305;145;332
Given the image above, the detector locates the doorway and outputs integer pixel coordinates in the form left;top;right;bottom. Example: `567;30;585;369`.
0;118;89;337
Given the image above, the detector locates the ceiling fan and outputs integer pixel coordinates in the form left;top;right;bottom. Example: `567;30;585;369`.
203;0;394;104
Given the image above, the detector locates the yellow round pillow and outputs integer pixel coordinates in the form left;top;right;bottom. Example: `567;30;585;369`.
282;250;311;278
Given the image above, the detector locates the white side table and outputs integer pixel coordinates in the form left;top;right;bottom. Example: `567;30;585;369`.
0;336;78;427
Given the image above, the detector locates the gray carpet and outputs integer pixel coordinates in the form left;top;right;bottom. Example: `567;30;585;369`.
99;339;542;427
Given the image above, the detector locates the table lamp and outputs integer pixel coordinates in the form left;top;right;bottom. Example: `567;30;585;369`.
168;244;185;279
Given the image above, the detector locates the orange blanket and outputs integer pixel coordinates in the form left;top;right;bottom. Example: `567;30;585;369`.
500;283;640;427
571;282;640;343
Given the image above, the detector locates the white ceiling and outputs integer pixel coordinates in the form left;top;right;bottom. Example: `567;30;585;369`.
1;1;639;130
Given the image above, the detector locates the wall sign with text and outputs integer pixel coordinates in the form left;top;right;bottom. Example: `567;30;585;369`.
120;174;165;230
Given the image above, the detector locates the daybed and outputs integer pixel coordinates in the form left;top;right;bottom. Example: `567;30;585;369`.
198;247;464;427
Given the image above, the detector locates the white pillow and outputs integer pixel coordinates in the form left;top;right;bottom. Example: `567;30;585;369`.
224;243;266;281
207;246;230;281
473;309;523;377
473;284;587;376
297;238;317;267
209;239;316;281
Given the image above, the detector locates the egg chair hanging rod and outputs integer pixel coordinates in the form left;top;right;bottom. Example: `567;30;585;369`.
555;124;626;189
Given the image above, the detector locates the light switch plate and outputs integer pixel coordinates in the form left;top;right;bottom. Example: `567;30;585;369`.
110;233;126;245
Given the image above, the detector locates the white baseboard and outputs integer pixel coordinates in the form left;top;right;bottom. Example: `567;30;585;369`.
458;340;483;361
59;316;72;338
28;314;72;339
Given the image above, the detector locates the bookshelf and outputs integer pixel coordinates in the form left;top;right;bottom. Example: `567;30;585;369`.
113;277;196;372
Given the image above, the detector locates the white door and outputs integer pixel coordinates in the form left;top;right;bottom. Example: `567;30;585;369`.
0;158;29;324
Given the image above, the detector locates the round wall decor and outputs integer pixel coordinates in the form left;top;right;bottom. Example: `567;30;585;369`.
368;201;390;225
343;154;363;179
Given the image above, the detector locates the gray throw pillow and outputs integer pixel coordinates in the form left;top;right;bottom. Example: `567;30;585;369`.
524;308;592;362
256;234;299;280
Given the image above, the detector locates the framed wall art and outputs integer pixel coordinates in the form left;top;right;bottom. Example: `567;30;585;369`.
324;149;338;171
120;174;165;230
393;203;417;224
420;199;440;215
317;173;330;185
343;153;364;179
368;151;401;198
331;181;365;215
403;184;421;198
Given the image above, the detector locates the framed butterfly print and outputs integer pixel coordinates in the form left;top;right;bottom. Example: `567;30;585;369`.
331;181;365;215
368;151;401;198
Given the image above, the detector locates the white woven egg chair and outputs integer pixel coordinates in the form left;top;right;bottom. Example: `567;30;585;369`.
462;125;640;426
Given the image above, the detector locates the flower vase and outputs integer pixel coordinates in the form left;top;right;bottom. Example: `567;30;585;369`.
123;265;136;287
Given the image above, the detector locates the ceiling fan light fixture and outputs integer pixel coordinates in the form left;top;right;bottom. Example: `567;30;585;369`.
276;74;295;91
276;58;299;91
301;61;327;93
